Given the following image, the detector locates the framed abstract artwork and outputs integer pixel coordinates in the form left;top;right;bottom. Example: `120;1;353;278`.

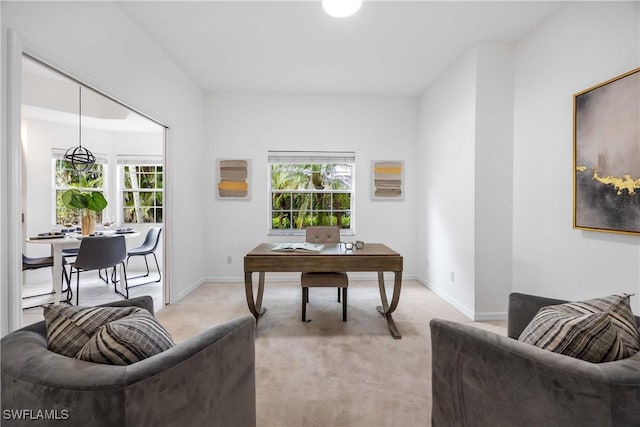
573;67;640;235
216;159;250;200
371;160;404;200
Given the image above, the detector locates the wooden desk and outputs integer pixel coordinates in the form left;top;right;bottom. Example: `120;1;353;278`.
244;243;404;338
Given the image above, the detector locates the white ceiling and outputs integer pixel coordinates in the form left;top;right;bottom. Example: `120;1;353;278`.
119;0;565;97
22;55;163;132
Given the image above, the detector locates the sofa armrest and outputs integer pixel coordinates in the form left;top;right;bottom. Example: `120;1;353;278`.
507;292;567;338
122;314;257;427
98;295;155;315
430;318;640;427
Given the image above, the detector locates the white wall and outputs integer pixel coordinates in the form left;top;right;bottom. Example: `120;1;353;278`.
418;43;515;319
474;44;514;318
1;0;206;332
205;94;419;281
419;2;638;319
513;2;640;311
418;48;478;317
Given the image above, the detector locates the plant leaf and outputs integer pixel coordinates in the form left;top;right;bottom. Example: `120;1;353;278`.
61;189;88;209
86;191;108;212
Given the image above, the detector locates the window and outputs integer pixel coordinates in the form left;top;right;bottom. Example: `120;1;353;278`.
269;151;355;234
119;157;163;224
53;151;106;226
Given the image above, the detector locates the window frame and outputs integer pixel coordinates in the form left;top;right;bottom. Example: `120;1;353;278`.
117;156;164;225
268;151;356;236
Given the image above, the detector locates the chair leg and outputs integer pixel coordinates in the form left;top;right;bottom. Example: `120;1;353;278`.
62;266;72;303
113;262;130;299
122;262;129;299
152;253;161;282
125;253;162;285
337;287;341;302
75;269;80;306
302;287;308;321
98;269;109;284
342;288;347;322
142;256;151;278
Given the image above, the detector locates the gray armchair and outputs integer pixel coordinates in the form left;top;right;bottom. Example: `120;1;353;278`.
430;292;640;427
1;296;256;427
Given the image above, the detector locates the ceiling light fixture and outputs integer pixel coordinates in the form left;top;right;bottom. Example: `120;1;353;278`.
322;0;362;18
64;85;95;172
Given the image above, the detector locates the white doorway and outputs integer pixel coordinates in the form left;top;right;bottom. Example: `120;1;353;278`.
20;55;167;325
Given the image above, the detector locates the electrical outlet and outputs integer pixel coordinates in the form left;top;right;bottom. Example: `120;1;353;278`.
226;256;232;264
449;271;455;282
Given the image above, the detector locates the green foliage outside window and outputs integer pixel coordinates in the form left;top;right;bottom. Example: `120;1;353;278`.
271;163;353;230
122;165;163;223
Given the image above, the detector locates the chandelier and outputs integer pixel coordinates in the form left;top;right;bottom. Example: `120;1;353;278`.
64;85;96;171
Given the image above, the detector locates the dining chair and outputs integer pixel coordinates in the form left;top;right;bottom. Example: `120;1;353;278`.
126;227;162;286
63;247;111;284
69;235;129;305
301;226;348;322
22;254;72;302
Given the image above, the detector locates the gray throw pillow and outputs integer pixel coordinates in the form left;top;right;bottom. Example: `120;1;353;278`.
44;304;141;358
44;303;175;365
518;293;640;362
76;310;174;365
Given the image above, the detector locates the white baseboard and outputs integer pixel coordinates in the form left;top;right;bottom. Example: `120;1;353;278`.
174;277;206;302
418;279;474;320
203;276;245;283
415;276;507;321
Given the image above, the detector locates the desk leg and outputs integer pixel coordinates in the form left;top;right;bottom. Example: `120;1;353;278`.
244;272;266;322
376;271;403;339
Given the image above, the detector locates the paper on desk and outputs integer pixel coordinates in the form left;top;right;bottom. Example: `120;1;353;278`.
271;243;324;252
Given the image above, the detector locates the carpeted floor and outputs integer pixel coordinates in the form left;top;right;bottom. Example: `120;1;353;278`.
156;279;507;427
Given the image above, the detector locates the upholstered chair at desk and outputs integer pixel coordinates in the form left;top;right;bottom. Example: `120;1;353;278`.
301;226;349;322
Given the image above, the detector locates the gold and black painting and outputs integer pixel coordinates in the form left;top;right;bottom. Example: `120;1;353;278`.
574;67;640;236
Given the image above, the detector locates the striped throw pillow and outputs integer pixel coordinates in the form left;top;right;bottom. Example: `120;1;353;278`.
76;310;174;365
518;294;640;363
44;304;141;358
559;294;640;358
44;304;174;365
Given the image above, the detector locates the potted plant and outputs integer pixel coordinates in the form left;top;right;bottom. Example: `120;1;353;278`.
61;189;108;235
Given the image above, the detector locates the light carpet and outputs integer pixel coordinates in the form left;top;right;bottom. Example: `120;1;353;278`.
156;280;507;427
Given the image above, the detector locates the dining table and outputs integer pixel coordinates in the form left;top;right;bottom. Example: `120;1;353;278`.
25;229;140;305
